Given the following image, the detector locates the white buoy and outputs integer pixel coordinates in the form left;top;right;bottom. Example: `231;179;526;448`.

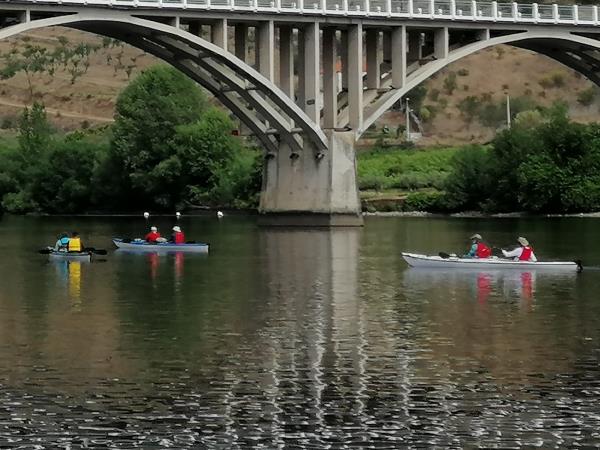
143;212;150;219
217;211;224;219
175;211;181;219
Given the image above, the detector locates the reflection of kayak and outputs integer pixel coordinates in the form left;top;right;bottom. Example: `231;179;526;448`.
112;238;209;254
402;252;581;271
48;250;92;262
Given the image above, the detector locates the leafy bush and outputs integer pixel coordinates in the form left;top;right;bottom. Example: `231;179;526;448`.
577;86;597;106
428;88;440;101
539;71;566;89
457;68;469;76
404;190;447;212
443;72;458;95
444;145;491;211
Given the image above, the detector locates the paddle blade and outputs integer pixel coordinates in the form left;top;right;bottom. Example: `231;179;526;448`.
439;252;451;259
38;248;52;254
84;247;107;255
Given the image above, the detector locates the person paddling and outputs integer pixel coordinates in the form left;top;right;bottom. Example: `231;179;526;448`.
465;234;492;259
54;232;70;252
502;236;537;262
145;226;161;243
171;226;185;244
68;231;84;252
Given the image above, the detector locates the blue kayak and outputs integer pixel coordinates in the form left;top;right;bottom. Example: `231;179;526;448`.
112;238;209;253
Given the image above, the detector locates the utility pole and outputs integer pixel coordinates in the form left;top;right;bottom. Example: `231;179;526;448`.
506;92;511;129
405;97;411;141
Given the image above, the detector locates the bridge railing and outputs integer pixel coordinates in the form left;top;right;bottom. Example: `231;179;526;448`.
24;0;600;26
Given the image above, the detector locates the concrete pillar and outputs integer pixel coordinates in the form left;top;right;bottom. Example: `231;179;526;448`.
211;19;228;50
340;30;348;91
477;28;490;41
391;26;406;88
383;30;392;64
323;27;338;129
434;27;449;59
366;30;380;89
407;30;422;63
258;131;363;226
303;23;320;123
348;24;363;132
279;26;294;99
258;20;275;81
235;24;248;61
297;29;305;109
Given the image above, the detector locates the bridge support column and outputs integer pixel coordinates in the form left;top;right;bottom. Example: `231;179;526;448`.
348;24;363;132
279;26;294;99
211;19;228;50
323;27;338;129
259;131;363;226
234;24;248;61
407;30;422;63
366;30;381;89
391;26;406;88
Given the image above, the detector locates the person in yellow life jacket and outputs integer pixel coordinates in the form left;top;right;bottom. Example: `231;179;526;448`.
67;231;84;252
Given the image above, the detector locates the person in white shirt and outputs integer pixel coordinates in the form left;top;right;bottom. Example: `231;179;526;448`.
502;236;537;262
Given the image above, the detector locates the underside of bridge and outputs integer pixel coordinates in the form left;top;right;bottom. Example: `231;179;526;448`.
2;4;600;225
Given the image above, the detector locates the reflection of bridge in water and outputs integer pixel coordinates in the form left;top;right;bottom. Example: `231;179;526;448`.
3;0;600;224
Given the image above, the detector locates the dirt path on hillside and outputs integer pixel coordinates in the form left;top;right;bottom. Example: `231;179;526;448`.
0;98;113;123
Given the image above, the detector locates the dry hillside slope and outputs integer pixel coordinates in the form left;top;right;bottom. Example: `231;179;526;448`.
0;27;596;145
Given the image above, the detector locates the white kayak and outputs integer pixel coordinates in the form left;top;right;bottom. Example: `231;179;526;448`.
48;250;92;262
402;252;581;271
113;238;209;254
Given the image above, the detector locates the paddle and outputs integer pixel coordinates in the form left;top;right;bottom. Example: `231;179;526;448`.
439;252;451;259
83;247;108;255
38;247;107;255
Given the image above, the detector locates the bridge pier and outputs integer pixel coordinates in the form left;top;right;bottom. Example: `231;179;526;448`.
258;131;363;226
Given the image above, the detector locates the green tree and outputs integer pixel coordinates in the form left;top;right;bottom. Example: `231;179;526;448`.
111;65;209;207
173;109;261;208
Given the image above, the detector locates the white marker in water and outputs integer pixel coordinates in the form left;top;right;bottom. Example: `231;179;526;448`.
143;212;150;219
217;211;224;219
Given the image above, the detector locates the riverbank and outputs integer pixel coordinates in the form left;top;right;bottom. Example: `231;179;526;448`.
363;211;600;218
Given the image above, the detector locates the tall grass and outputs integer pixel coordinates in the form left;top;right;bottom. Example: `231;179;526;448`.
357;147;463;191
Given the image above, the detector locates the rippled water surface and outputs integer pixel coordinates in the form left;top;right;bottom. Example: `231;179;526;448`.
1;215;600;448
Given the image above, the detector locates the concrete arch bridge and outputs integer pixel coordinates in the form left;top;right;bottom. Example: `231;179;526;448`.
2;0;600;224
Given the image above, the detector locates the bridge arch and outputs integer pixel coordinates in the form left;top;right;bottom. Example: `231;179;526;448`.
360;31;600;138
0;12;328;154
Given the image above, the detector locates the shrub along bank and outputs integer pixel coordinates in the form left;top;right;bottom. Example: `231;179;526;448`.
1;70;599;216
0;65;261;214
360;103;600;214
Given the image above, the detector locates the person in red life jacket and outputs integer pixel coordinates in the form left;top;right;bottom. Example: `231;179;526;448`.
502;236;537;262
465;234;492;258
171;226;185;244
145;226;161;243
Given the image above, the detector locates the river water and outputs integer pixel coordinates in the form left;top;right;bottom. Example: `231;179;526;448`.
1;214;600;448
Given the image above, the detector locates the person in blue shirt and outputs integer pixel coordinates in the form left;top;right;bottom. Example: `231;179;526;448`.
54;232;70;252
465;234;492;258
